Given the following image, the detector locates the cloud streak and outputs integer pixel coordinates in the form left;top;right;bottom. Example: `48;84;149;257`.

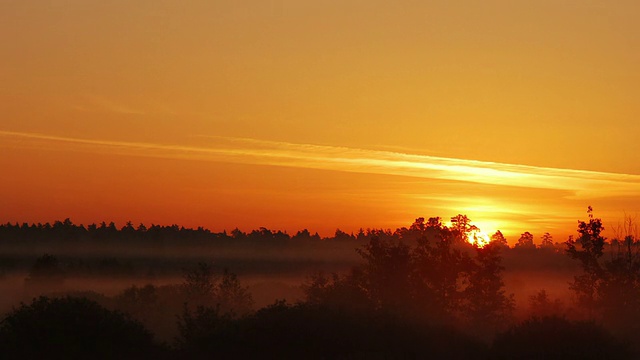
2;130;639;200
76;95;146;115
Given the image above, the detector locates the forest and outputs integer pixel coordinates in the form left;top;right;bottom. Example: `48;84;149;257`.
0;208;639;359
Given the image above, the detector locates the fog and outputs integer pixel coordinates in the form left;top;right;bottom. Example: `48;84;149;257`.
1;217;638;358
0;235;579;340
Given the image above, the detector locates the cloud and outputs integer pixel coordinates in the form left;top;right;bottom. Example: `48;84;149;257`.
1;130;639;200
74;95;145;115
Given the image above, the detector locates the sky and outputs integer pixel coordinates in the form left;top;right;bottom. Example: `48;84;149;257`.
1;1;639;244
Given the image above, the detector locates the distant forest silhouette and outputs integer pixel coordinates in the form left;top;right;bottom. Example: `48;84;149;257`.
1;208;639;359
0;216;563;246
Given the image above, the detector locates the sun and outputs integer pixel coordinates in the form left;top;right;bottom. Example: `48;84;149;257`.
467;229;491;247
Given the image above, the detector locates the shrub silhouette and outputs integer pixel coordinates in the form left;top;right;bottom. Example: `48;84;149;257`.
491;316;631;360
0;296;164;359
176;304;237;358
528;289;565;318
181;263;254;317
25;254;66;286
177;301;487;359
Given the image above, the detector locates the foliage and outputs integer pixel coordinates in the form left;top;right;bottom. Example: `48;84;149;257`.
450;214;478;243
528;289;564;318
515;231;535;249
412;221;472;320
24;253;65;286
541;232;554;248
491;316;631;360
304;216;514;336
464;242;515;336
356;237;413;311
176;304;236;357
114;284;159;325
563;208;640;348
490;230;509;247
6;214;640;357
176;301;487;359
0;296;163;359
181;263;254;317
216;269;254;316
182;262;218;307
303;270;371;312
565;206;607;316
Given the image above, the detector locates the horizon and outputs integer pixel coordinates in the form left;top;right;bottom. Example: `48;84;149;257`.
2;209;633;248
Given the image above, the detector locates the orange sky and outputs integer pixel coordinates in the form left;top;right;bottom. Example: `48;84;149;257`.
1;1;639;245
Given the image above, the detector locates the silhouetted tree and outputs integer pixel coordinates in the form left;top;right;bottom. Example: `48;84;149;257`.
0;297;162;359
515;231;535;249
230;228;246;240
464;242;514;337
356;237;413;311
182;262;218;309
114;284;159;325
450;214;478;243
303;269;372;312
177;300;487;359
334;229;355;242
413;223;472;321
562;211;640;348
181;262;253;316
24;254;65;289
528;289;564;318
491;316;631;360
176;304;235;357
216;269;254;317
292;229;320;242
490;230;509;247
541;232;554;248
565;206;606;316
598;217;640;339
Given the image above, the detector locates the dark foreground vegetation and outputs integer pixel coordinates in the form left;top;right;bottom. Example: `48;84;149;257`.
1;208;639;358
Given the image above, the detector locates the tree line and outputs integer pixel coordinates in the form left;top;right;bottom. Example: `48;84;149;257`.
1;208;639;358
0;215;570;249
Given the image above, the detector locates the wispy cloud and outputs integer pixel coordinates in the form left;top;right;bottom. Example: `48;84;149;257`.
1;130;639;200
73;95;145;115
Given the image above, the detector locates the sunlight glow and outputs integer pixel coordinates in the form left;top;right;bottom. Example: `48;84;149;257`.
468;229;491;248
1;131;639;240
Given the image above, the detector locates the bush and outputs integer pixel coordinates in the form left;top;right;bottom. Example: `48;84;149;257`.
0;296;165;359
177;301;486;359
490;316;632;360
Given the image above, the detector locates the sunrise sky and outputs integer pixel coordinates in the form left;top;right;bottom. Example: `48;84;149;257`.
1;1;639;244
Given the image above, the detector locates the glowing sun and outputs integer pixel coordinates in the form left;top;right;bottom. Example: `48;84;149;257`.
467;229;491;247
